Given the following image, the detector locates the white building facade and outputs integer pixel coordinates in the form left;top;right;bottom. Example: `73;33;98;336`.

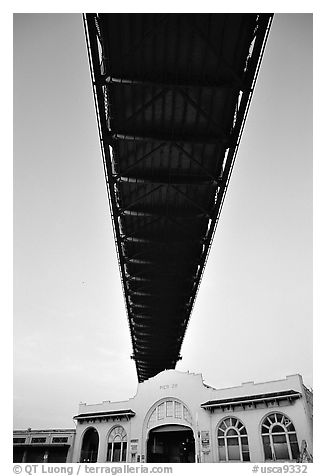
72;370;313;464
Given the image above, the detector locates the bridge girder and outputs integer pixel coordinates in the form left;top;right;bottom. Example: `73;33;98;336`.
84;13;273;382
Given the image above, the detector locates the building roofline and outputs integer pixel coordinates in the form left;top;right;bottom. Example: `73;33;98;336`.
13;429;76;433
73;409;136;421
201;390;302;409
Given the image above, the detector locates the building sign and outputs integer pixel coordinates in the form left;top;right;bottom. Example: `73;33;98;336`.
130;438;138;462
201;431;210;454
159;384;178;390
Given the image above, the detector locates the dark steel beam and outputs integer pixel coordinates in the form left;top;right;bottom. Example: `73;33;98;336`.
118;185;163;214
121;235;206;245
107;131;229;145
119;142;166;175
177;86;226;137
99;75;245;91
170;184;214;217
121;208;204;218
85;13;274;384
171;142;220;180
113;174;221;186
127;258;153;265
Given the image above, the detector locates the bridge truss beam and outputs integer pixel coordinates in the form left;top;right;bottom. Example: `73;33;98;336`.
84;13;273;382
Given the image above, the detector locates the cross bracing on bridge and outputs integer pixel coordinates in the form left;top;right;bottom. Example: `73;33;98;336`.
84;13;273;382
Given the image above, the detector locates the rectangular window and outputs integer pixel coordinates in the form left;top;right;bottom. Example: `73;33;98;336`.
107;443;112;462
166;401;173;417
273;438;289;460
289;435;300;460
262;435;272;460
241;438;250;461
52;437;68;443
227;441;241;461
175;402;181;419
13;438;25;444
242;450;250;462
113;442;122;462
122;442;127;462
218;444;226;461
157;403;165;420
31;437;46;443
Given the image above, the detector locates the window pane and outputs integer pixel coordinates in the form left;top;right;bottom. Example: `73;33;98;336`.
261;424;269;433
149;409;157;425
231;418;238;426
226;429;238;436
274;442;289;460
175;402;181;419
183;406;191;423
218;445;226;461
227;437;239;446
290;442;300;460
262;436;272;460
242;451;250;462
272;425;285;434
122;442;127;462
218;438;225;447
242;444;250;455
113;442;121;462
228;443;241;460
107;443;112;462
217;429;224;437
273;434;286;444
158;403;164;420
166;401;173;417
241;437;248;445
240;426;247;435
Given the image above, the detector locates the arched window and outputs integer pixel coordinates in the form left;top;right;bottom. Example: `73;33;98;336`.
217;417;250;462
107;426;127;462
80;427;99;463
261;413;300;461
147;399;192;428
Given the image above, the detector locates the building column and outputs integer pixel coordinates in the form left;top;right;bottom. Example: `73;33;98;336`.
97;426;108;463
246;417;263;463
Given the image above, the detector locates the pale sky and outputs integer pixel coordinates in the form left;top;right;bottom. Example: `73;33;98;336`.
13;13;312;429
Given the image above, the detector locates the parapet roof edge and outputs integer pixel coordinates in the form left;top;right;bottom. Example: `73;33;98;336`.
206;374;303;393
13;429;76;433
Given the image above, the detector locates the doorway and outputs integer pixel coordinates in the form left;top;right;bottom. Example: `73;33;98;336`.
80;427;99;463
147;425;195;463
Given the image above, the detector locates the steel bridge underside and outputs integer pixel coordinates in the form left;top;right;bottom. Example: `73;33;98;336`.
84;13;273;382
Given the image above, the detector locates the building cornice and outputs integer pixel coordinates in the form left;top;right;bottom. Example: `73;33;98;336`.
201;390;301;412
73;409;136;423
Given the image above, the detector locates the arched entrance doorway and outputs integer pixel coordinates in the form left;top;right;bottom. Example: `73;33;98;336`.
80;427;99;463
147;424;195;463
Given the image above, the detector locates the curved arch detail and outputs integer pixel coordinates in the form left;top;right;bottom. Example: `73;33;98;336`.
106;425;128;462
80;427;99;463
144;397;193;430
260;412;300;461
216;416;250;462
